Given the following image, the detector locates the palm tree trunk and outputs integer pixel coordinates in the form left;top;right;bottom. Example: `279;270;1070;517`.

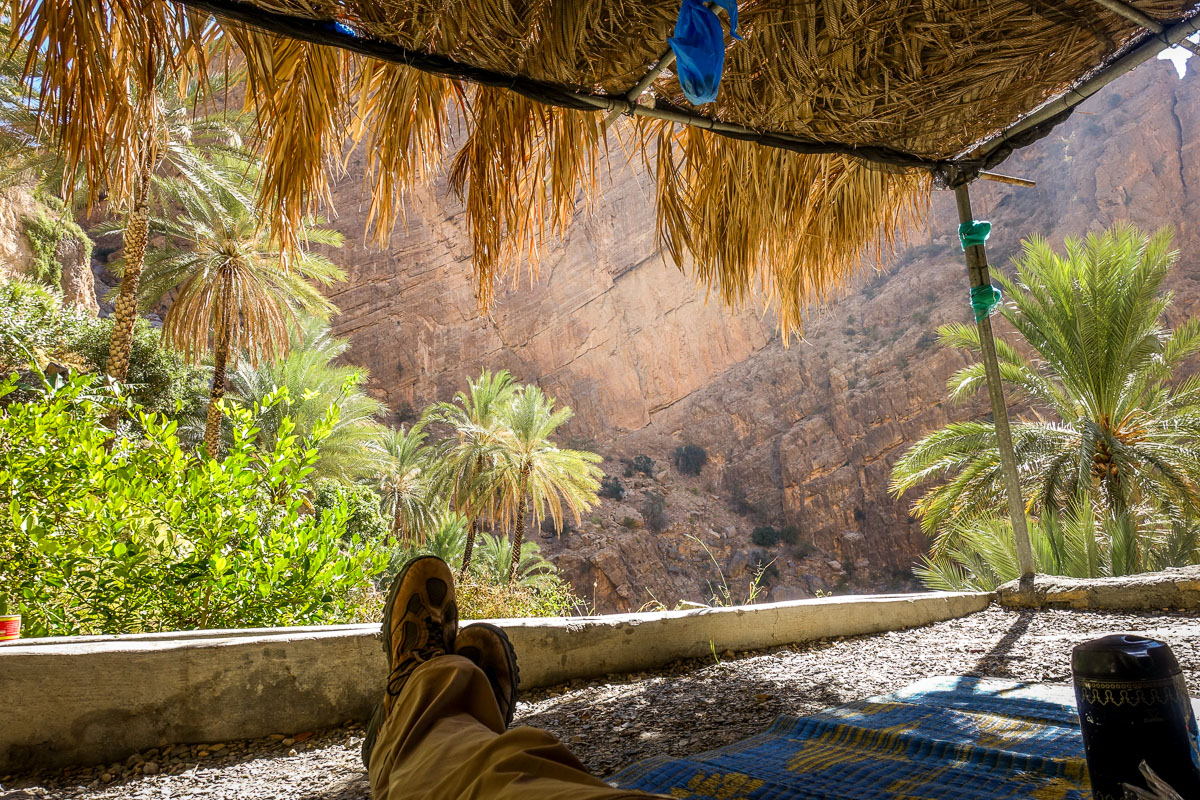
389;492;403;546
203;273;234;458
460;517;478;577
105;156;154;383
507;464;531;584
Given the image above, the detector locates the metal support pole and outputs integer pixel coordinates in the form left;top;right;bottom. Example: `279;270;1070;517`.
954;183;1036;580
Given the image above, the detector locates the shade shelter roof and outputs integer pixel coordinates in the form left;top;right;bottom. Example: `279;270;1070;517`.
16;0;1200;331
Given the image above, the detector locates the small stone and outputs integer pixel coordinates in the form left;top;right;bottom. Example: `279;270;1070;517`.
281;738;295;747
142;762;159;775
268;734;287;741
208;743;226;752
287;749;298;757
100;773;113;783
197;751;209;758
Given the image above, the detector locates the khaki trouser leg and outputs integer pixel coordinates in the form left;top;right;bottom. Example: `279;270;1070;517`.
368;655;654;800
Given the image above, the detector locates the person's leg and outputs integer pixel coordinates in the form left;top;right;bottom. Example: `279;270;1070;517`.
362;556;657;800
368;655;649;800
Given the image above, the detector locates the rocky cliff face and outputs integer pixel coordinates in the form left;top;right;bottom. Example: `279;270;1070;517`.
0;188;97;312
327;60;1200;612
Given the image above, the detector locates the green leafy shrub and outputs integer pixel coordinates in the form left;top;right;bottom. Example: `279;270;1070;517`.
21;209;92;289
751;526;780;546
72;316;206;418
598;474;625;500
315;480;388;542
0;277;204;416
0;279;88;371
641;491;668;532
621;454;654;477
752;525;801;548
0;375;387;636
672;444;707;476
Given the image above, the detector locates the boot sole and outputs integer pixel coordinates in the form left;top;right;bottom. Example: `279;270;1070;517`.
460;622;521;728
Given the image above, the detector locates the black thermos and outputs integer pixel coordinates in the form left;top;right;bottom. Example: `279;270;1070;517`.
1072;634;1200;800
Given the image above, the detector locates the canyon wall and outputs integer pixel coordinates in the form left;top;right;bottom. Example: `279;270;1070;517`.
326;60;1200;611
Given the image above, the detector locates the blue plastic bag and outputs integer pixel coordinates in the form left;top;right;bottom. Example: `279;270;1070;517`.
668;0;740;105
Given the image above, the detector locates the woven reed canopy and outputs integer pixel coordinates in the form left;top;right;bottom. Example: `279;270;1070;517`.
15;0;1200;331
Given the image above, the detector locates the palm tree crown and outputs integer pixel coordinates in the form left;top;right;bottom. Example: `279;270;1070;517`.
128;170;345;455
491;384;602;582
377;423;437;545
224;319;388;481
426;369;516;574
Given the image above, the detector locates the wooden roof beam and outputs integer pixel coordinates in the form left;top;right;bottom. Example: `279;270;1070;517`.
1088;0;1200;56
964;10;1200;176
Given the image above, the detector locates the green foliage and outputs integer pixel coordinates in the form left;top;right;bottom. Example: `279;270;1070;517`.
892;225;1200;588
641;491;668;532
0;277;203;415
21;205;92;289
223;320;387;482
0;278;86;370
673;444;708;476
315;480;387;542
72;316;206;418
915;501;1200;592
622;454;654;477
598;474;625;500
471;532;559;590
0;374;387;636
750;525;799;547
388;511;470;576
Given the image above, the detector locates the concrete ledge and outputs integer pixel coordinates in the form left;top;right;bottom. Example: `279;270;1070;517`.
997;566;1200;611
0;591;990;773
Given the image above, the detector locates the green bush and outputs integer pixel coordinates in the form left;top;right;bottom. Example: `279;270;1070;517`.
598;474;625;500
0;375;387;636
0;277;204;417
672;444;707;476
0;279;88;371
72;316;206;418
621;454;654;477
315;480;388;542
641;491;668;532
21;209;92;289
751;526;780;546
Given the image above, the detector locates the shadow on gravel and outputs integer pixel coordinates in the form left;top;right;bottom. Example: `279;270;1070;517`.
970;610;1034;677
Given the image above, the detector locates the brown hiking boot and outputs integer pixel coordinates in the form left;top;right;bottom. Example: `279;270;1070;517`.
362;555;458;770
456;623;520;728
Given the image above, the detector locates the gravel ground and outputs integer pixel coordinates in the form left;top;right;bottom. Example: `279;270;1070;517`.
5;606;1199;800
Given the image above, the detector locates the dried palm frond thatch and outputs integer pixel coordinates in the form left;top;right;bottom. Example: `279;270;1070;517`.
10;0;1198;332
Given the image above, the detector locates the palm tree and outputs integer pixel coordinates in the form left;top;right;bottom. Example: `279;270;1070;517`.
891;225;1200;582
471;532;559;591
98;77;251;385
223;319;389;480
118;173;345;455
491;385;602;583
427;370;516;574
377;424;437;545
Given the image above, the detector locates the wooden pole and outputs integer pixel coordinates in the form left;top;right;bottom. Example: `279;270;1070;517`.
954;183;1036;580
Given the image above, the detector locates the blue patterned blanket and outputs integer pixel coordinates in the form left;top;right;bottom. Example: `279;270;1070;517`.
610;675;1188;800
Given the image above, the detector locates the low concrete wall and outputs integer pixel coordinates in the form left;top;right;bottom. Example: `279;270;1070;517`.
998;565;1200;610
0;591;990;773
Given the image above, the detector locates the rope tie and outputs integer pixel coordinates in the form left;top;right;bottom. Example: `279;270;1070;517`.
958;220;991;250
970;284;1003;322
